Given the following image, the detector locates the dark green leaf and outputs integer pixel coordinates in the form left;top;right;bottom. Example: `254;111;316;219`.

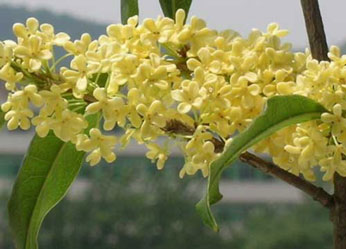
196;95;327;231
121;0;139;24
159;0;193;19
8;114;100;249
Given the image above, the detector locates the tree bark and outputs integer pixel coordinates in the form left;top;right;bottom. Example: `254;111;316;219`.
300;0;329;61
332;174;346;249
300;1;346;249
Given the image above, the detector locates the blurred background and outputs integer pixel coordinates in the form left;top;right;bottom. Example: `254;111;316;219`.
1;0;344;248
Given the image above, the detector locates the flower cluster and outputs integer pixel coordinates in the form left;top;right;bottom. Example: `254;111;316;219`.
1;10;346;181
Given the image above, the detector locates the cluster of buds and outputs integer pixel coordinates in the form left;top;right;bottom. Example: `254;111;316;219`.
1;10;346;181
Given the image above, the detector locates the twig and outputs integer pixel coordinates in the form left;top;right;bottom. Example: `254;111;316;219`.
300;0;329;61
239;151;334;208
164;119;334;208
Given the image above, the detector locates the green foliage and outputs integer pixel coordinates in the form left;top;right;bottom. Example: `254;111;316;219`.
39;167;229;249
196;95;327;231
8;115;100;249
231;203;332;249
0;166;332;249
121;0;139;24
159;0;193;19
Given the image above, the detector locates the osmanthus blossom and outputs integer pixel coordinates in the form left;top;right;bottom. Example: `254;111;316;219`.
76;128;117;166
2;9;346;182
0;64;23;91
62;55;91;97
86;87;128;130
145;143;169;170
171;80;206;113
64;33;94;56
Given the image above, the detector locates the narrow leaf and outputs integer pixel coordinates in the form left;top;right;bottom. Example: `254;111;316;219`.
8;114;100;249
121;0;139;24
196;95;327;231
159;0;193;19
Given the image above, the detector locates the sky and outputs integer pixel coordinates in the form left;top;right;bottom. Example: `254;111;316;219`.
1;0;346;49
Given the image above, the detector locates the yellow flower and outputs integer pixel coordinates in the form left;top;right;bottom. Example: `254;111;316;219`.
320;145;346;181
2;97;32;131
180;135;217;178
14;35;52;71
32;116;51;137
202;73;232;108
3;107;33;130
134;53;176;92
0;64;23;90
127;88;143;128
187;48;223;74
107;54;139;95
119;128;137;148
141;16;174;44
5;11;346;181
266;23;289;38
201;108;233;138
62;55;90;97
76;128;117;166
321;104;346;139
177;16;216;56
86;88;128;130
0;42;14;67
38;84;68;117
12;17;39;39
262;70;296;96
86;42;121;73
145;143;169;170
106;16;138;44
171;80;206;113
64;33;95;55
39;23;70;47
10;84;43;107
1;84;42;130
191;141;218;175
283;123;328;180
328;46;346;66
136;100;166;139
230;75;263;109
185;125;212;154
50;110;88;142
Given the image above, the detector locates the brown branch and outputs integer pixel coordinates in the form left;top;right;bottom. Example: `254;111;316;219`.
164;119;334;208
332;173;346;248
239;152;334;208
83;94;98;103
300;0;329;61
163;119;195;135
162;119;225;152
300;2;346;247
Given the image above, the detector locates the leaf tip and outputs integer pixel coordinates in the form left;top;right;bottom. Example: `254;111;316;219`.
195;198;219;232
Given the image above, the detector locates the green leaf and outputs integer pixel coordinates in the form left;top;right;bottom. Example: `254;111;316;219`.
121;0;139;25
196;95;327;231
159;0;193;19
0;109;5;131
91;73;109;88
8;114;100;249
